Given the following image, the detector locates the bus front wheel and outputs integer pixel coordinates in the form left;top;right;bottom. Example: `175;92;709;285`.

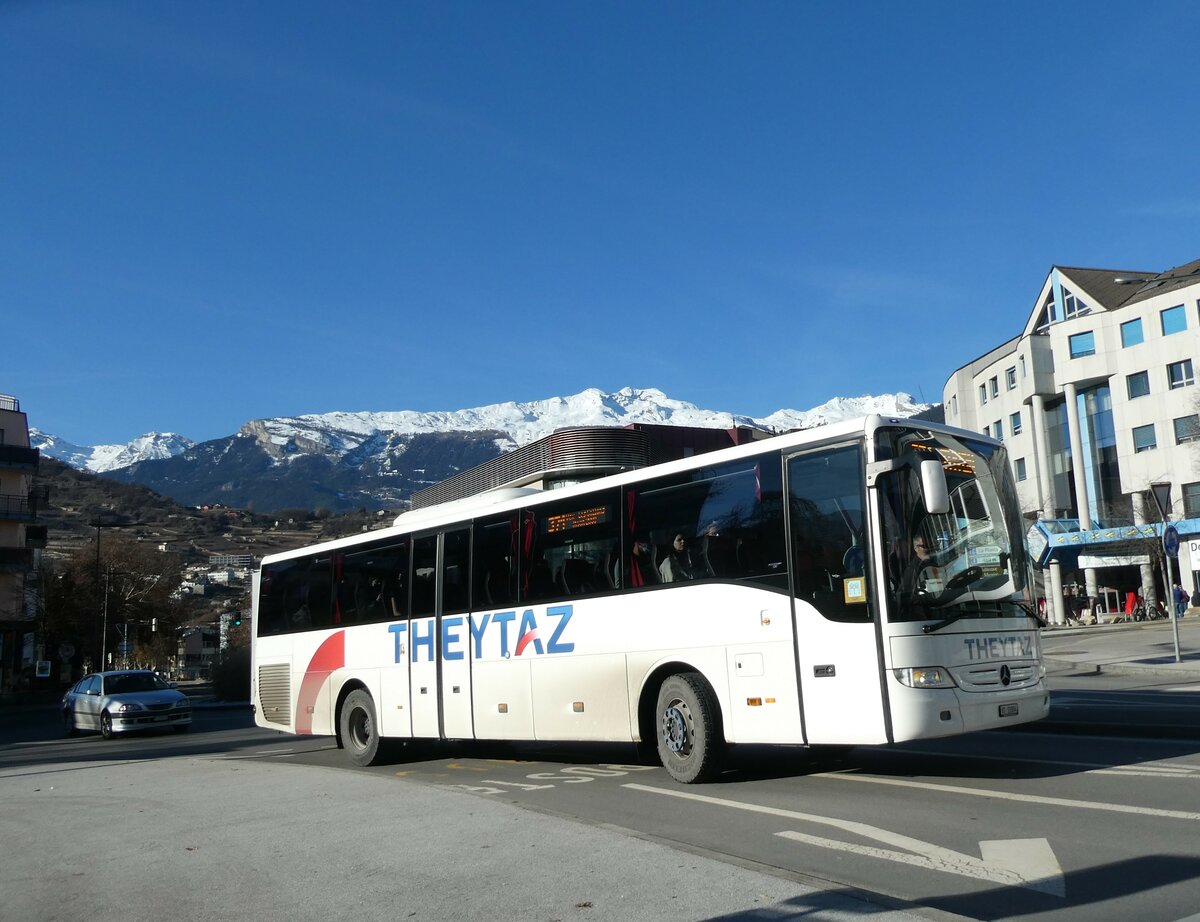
655;673;723;784
340;690;383;767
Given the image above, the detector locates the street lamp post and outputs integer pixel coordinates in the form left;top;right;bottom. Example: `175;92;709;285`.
89;519;142;671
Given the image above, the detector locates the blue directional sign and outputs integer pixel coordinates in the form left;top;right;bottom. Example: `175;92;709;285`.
1163;525;1180;559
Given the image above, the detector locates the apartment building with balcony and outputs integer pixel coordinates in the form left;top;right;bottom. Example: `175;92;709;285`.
943;259;1200;625
0;393;44;695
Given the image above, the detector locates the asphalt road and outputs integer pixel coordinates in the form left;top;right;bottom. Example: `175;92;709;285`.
3;669;1200;922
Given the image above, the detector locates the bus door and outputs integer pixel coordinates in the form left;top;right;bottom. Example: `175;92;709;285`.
438;528;474;739
408;533;441;737
786;445;890;745
408;529;475;740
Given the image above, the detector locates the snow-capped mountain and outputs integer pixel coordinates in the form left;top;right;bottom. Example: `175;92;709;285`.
237;387;928;462
31;428;194;473
36;388;931;513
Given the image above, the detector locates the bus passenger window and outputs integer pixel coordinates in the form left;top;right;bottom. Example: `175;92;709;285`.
521;490;619;604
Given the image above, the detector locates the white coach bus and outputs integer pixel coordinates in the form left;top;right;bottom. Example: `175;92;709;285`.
251;414;1048;783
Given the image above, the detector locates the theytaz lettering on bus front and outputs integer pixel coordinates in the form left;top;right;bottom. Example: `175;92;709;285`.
389;605;575;663
963;635;1033;661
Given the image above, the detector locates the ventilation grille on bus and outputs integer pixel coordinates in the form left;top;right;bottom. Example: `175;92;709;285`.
257;664;292;727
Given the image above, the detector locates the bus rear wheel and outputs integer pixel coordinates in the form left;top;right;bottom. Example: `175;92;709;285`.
340;690;383;767
655;673;722;784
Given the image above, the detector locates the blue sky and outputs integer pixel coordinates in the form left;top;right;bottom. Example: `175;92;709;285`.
3;1;1197;445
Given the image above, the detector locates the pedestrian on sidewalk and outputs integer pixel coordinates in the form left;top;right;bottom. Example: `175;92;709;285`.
1174;584;1188;618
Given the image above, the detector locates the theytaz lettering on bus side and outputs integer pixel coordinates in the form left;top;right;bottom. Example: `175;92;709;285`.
389;605;575;663
963;635;1033;660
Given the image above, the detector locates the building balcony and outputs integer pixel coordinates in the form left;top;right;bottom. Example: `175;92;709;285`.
0;547;34;572
0;486;47;521
0;445;39;472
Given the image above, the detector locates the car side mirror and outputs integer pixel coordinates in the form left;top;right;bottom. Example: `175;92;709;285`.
920;460;950;515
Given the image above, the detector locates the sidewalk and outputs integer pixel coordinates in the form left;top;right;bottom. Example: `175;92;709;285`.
1041;615;1200;680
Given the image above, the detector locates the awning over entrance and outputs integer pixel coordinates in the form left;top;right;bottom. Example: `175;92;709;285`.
1028;517;1200;569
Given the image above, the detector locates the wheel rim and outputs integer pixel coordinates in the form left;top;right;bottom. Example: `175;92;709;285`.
101;714;112;737
661;698;692;756
348;706;373;752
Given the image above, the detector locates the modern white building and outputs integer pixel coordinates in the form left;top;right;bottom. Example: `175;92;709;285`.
944;258;1200;624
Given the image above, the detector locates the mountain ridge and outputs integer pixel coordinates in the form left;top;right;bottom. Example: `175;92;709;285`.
32;388;932;514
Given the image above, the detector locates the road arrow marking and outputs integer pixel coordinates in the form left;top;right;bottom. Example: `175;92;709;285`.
625;783;1065;896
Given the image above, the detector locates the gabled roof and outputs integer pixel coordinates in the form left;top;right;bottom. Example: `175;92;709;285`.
1023;257;1200;336
1054;266;1157;311
1120;256;1200;305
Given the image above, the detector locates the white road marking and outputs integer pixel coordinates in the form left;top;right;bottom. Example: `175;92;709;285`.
624;783;1064;895
816;771;1200;820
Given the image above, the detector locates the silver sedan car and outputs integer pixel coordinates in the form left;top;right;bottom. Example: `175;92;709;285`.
62;670;192;739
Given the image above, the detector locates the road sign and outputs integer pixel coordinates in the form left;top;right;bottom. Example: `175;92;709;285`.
117;641;133;655
1164;525;1180;559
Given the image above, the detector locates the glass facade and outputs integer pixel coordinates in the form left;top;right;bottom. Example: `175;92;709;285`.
1046;386;1121;524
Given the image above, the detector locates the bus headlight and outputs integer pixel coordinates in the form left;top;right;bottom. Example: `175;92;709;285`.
893;666;955;689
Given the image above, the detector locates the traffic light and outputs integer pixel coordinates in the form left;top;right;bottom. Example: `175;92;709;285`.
233;613;243;627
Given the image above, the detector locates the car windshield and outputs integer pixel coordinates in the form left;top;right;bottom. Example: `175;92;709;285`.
877;429;1033;625
105;673;169;694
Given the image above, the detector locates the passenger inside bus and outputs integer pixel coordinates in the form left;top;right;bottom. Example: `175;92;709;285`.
659;533;694;582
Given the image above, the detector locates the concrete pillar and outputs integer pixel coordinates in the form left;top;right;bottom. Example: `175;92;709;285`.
1132;492;1158;608
1030;394;1055;519
1048;559;1066;626
1062;383;1099;602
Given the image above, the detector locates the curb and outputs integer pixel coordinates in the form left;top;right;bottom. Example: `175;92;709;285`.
1044;656;1200;680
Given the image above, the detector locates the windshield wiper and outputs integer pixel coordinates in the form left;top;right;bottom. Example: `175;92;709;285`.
1017;600;1047;628
922;610;975;634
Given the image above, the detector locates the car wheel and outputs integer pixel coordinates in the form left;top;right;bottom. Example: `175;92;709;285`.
99;711;114;740
63;708;78;738
339;689;383;767
173;724;190;734
655;672;723;784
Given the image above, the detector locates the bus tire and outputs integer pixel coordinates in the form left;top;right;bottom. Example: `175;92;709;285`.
655;673;723;784
340;689;383;767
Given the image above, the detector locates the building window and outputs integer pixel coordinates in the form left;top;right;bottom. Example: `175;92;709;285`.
1069;331;1095;358
993;421;1003;442
979;384;987;405
1174;415;1200;444
1162;304;1187;336
1168;359;1195;390
1062;286;1089;319
1120;318;1144;347
982;424;990;438
1010;411;1022;436
1184;481;1200;517
1020;354;1027;377
1133;424;1157;453
1014;457;1027;482
1006;367;1017;390
1126;370;1151;399
950;394;958;416
989;377;999;398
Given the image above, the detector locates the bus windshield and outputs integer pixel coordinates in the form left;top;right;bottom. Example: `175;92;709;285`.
877;429;1033;626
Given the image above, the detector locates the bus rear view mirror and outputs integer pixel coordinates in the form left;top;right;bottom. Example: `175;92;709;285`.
920;459;950;515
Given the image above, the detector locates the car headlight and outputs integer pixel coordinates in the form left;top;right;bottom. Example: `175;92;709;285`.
115;702;146;713
893;666;955;689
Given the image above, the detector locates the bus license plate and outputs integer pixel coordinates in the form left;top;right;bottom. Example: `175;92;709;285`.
998;703;1019;717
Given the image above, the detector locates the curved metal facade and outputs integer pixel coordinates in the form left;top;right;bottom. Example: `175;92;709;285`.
410;427;650;510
